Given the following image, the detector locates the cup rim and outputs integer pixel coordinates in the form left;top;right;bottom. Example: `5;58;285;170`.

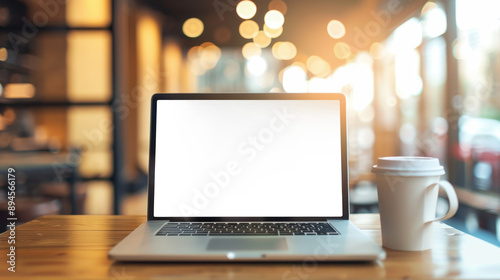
371;168;445;176
372;156;445;176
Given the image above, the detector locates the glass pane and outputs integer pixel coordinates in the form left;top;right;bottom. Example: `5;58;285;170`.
137;14;161;172
67;31;111;102
66;0;111;27
421;36;447;161
67;106;112;178
10;31;112;102
17;0;111;27
454;0;500;194
84;180;113;214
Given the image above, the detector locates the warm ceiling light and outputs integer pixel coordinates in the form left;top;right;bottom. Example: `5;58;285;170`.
264;10;284;29
4;83;36;99
66;0;111;27
268;0;287;15
182;18;204;38
253;31;271;48
327;20;346;39
239;20;259;39
334;42;351;59
236;1;257;19
272;41;296;60
242;42;262;59
0;48;7;61
306;55;331;77
264;24;283;38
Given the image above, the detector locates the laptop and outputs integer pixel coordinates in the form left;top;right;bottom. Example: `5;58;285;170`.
109;93;385;261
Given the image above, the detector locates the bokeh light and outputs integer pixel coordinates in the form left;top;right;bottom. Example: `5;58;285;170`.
356;51;373;65
329;63;374;111
396;75;423;99
395;49;422;98
306;55;331;77
246;56;268;76
199;43;221;70
182;18;204;38
327;20;346;39
272;42;281;59
334;42;351;59
242;42;262;59
308;77;334;93
264;24;283;38
187;43;222;75
239;20;259;39
236;1;257;19
421;2;447;38
391;18;422;51
272;42;296;60
264;10;285;29
421;1;438;14
187;46;201;61
253;31;271;48
369;42;386;59
0;48;7;61
4;83;36;98
282;64;307;93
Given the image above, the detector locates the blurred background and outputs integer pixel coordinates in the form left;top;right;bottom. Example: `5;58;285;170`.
0;0;499;245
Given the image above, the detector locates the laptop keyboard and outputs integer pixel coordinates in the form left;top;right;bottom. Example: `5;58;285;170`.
155;222;339;236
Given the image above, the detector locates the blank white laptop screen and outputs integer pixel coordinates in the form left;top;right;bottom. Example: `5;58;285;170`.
154;99;343;217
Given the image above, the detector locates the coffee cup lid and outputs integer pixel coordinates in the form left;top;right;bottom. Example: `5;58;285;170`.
372;156;445;176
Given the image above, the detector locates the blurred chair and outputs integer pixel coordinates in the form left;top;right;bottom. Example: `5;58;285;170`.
0;150;81;215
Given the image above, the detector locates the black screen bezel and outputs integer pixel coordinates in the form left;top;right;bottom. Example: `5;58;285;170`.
147;93;349;221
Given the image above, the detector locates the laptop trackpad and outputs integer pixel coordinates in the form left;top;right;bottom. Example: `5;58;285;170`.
206;238;288;251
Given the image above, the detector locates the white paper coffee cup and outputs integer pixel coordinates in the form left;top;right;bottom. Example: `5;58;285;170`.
372;157;458;251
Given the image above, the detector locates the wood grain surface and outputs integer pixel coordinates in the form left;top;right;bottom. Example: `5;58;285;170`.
1;214;500;279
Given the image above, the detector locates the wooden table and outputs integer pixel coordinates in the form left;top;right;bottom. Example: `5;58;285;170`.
1;214;500;279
